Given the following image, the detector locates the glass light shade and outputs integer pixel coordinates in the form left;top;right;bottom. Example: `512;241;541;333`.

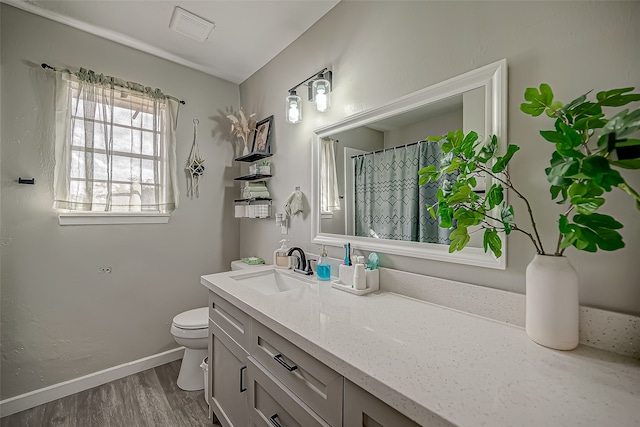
286;92;302;124
312;78;331;112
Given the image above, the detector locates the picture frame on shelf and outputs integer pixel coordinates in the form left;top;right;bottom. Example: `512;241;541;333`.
251;115;273;154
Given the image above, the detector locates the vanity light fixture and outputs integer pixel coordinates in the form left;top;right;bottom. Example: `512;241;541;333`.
285;90;302;124
312;72;331;112
285;68;333;124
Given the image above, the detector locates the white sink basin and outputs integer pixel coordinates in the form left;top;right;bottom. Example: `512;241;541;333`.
230;269;313;295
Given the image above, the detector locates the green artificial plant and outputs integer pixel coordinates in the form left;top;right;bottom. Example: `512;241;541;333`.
418;84;640;257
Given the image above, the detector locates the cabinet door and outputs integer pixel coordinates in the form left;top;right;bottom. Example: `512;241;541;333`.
210;320;249;427
344;380;424;427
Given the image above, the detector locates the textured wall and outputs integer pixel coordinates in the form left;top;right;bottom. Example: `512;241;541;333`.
238;1;640;314
0;4;240;399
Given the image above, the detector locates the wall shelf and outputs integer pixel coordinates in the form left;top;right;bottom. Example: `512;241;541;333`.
234;198;272;204
234;174;272;181
234;152;273;163
234;152;273;219
234;199;271;218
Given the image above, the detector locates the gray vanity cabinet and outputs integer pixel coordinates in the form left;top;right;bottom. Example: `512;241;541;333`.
208;293;253;427
207;290;426;427
344;380;423;427
246;357;330;427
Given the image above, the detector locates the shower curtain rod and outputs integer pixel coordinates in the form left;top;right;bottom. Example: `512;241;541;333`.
321;137;339;143
351;139;427;158
41;63;186;105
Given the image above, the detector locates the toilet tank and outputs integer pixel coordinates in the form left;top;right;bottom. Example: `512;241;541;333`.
231;260;270;271
230;260;245;271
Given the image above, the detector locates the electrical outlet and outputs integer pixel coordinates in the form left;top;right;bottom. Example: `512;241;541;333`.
98;267;112;274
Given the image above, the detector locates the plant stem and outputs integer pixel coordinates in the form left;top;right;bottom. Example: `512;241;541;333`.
474;163;546;254
555;232;564;257
510;182;546;254
460;204;543;254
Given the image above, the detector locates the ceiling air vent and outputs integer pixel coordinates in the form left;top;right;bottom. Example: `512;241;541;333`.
169;7;215;42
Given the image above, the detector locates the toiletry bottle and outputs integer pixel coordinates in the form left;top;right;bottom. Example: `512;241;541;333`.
273;239;290;269
317;245;331;281
367;252;379;270
353;256;366;290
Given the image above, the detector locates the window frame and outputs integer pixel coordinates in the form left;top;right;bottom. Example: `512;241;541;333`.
58;212;170;226
57;79;174;225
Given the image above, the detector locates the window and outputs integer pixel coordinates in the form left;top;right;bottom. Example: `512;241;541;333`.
320;137;340;215
53;71;179;223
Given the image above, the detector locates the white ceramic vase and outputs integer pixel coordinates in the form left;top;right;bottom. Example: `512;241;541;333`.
525;255;579;350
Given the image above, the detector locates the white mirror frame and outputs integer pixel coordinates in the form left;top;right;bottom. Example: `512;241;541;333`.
311;59;507;269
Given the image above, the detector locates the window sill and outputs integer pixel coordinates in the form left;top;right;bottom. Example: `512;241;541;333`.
58;213;170;226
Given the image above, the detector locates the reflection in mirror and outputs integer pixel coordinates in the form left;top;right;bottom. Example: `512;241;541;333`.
322;89;486;247
311;59;507;269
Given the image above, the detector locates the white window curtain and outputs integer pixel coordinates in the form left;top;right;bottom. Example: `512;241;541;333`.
320;138;341;213
53;69;179;213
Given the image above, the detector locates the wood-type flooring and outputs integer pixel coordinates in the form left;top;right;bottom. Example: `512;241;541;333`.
0;360;214;427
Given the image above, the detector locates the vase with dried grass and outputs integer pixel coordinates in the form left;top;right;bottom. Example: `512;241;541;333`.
227;108;256;156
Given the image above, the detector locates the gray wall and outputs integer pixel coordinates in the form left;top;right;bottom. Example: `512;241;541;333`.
238;1;640;314
0;4;240;399
384;108;462;148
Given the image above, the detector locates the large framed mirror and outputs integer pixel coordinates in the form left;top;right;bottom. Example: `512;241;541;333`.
311;59;507;269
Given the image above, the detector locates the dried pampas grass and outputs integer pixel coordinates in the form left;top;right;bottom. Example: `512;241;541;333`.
227;108;256;152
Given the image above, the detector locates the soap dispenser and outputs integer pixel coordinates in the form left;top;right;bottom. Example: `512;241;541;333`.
317;245;331;281
273;239;291;269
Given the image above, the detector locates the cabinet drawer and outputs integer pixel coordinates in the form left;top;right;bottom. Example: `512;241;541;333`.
209;292;252;351
251;322;342;427
247;357;329;427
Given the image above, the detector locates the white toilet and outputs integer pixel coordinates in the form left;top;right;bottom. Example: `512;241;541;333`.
171;262;261;391
170;307;208;391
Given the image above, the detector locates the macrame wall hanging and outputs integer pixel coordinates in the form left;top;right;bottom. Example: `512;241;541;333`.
186;119;205;198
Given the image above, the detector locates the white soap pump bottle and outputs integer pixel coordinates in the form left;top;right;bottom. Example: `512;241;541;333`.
273;239;290;269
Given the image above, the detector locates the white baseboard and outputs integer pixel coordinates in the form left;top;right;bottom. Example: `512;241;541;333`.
0;347;185;418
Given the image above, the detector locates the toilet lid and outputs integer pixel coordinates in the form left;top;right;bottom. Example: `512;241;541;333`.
172;307;208;330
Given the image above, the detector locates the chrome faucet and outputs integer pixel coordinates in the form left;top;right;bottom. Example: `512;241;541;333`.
287;247;313;275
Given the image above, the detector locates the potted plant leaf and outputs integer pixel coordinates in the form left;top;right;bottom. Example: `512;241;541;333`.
418;84;640;350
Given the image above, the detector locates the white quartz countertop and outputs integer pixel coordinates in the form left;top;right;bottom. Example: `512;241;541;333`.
201;267;640;427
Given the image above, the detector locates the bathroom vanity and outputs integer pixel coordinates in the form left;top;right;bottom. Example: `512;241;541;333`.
201;266;640;427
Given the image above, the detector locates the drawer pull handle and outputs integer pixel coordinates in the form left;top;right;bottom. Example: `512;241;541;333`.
274;354;298;372
239;366;247;393
269;414;283;427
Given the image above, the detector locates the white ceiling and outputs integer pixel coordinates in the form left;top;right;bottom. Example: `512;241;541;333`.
4;0;340;84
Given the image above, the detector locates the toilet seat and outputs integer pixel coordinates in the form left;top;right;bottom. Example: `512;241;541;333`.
172;307;208;330
171;323;207;339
